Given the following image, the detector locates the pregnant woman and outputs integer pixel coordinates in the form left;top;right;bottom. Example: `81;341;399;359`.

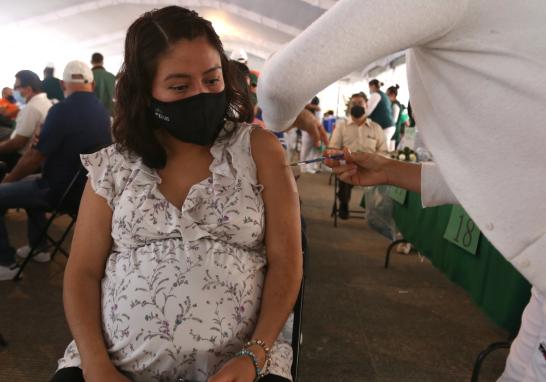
51;6;302;382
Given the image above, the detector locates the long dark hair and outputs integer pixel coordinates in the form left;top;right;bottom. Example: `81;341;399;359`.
113;6;253;168
229;60;254;122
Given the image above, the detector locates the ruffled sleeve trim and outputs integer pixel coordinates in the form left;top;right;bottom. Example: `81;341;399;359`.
80;145;161;208
209;122;261;196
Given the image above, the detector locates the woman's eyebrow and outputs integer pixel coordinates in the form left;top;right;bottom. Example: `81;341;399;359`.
164;65;221;81
203;65;222;75
164;73;190;81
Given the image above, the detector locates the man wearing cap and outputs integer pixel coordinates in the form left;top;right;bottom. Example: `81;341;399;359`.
42;64;64;102
0;60;112;280
0;70;53;171
230;48;248;65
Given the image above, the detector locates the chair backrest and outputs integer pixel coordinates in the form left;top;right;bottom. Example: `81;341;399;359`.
55;166;87;214
291;225;308;381
54;145;110;214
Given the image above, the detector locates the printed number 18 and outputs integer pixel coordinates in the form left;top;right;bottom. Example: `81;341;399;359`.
454;215;475;247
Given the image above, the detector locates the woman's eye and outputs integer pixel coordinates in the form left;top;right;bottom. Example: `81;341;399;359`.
205;78;220;86
169;85;188;91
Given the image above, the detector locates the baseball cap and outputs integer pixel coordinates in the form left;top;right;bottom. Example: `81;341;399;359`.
63;60;94;84
230;48;248;64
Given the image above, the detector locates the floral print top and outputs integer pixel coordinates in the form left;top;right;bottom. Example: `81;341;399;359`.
57;123;293;381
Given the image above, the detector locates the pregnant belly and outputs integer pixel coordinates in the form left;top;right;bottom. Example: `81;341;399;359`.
100;239;266;380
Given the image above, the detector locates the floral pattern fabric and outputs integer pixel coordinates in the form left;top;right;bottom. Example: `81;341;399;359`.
57;123;293;381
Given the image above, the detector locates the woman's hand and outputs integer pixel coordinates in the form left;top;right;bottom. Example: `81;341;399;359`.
324;148;391;186
207;355;256;382
83;361;132;382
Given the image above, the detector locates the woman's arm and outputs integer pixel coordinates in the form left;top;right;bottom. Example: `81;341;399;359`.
208;129;303;382
250;128;303;348
258;0;468;132
63;181;130;381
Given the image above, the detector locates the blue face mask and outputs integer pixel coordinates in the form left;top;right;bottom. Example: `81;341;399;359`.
13;90;26;105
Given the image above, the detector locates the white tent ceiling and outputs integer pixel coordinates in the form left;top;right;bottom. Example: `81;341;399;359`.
1;0;408;109
0;0;340;84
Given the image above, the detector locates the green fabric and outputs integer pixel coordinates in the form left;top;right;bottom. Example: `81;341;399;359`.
369;91;394;129
92;67;116;115
249;72;258;86
393;191;531;335
42;77;65;101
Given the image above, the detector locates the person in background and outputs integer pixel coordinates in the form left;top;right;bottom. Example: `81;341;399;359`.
91;52;116;116
387;84;409;149
249;70;260;110
230;60;252;96
299;96;322;173
42;64;65;102
387;85;401;126
0;60;112;280
230;48;249;65
330;93;387;219
322;110;336;136
305;96;321;117
0;71;53;171
0;88;19;131
229;60;265;129
366;79;395;151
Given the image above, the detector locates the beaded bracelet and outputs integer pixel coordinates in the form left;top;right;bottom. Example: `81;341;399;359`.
245;339;271;354
244;339;271;377
235;349;261;380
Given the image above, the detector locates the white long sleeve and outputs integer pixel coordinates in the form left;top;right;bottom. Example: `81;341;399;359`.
420;162;458;207
258;0;468;132
365;93;381;117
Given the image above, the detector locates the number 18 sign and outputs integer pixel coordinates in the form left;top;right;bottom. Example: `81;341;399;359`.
443;205;481;255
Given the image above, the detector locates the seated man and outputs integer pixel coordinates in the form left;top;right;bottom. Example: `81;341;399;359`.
0;71;53;170
0;60;112;280
0;87;19;126
330;92;387;219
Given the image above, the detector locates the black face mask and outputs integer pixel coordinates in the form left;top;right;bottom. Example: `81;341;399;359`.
6;95;16;104
350;105;365;119
150;91;227;146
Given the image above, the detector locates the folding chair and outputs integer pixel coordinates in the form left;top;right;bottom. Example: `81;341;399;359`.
470;341;511;382
291;280;305;381
13;166;86;281
330;176;365;227
291;226;308;381
384;239;413;269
